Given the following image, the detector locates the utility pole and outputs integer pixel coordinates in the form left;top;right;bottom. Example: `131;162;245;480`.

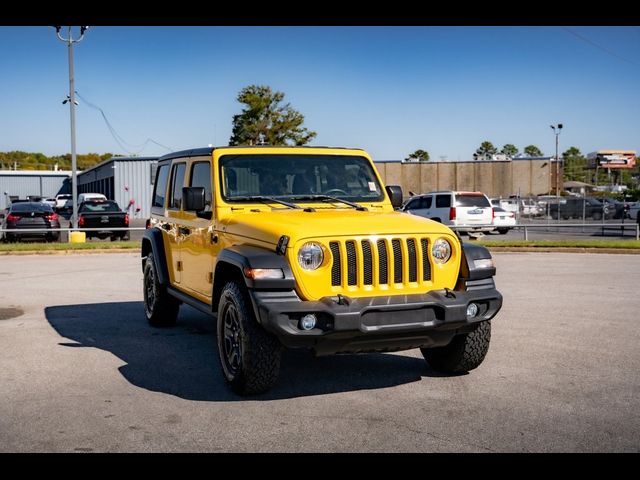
55;26;89;230
550;123;563;220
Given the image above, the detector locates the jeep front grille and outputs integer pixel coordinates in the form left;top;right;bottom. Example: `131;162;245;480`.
329;237;432;289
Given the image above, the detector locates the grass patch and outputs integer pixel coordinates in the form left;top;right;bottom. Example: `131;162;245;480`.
0;241;140;252
470;239;640;249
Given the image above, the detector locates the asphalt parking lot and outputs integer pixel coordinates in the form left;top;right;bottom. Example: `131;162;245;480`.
0;252;639;452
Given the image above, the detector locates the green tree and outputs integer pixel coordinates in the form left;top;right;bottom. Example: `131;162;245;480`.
500;144;518;156
562;147;588;182
405;149;430;162
229;85;317;146
475;141;497;157
524;145;543;157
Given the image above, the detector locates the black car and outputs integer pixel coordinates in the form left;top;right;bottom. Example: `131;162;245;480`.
1;202;61;242
75;200;130;241
549;197;614;221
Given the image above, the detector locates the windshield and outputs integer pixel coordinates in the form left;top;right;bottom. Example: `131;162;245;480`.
219;154;385;203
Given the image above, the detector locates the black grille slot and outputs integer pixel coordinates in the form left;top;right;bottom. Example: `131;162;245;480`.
421;238;431;281
346;241;357;286
377;239;388;285
330;242;341;286
407;239;417;282
362;240;373;285
392;239;403;284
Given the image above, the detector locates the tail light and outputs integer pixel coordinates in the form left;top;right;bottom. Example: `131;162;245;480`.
492;208;496;219
45;213;59;222
124;213;129;226
449;207;456;221
6;213;20;222
78;215;85;227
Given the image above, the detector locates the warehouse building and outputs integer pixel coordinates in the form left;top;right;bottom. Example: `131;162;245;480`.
0;170;72;210
77;156;158;218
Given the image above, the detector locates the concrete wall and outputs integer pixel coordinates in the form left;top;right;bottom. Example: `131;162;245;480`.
374;159;552;198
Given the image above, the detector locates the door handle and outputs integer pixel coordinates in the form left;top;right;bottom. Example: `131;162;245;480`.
179;226;190;235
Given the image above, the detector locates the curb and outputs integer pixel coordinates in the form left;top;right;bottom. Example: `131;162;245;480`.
0;248;140;256
485;247;640;254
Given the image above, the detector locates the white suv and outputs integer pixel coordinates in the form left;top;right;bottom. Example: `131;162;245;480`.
402;191;494;234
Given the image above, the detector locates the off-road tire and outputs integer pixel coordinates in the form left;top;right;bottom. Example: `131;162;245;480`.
217;281;281;395
143;251;179;327
421;320;491;373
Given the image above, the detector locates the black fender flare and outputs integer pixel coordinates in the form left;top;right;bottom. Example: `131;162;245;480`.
457;242;496;284
141;228;170;285
214;245;295;290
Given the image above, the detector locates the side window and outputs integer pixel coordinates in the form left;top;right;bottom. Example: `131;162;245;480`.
190;161;212;210
152;164;170;208
169;163;186;210
436;195;451;208
421;196;433;209
405;199;419;210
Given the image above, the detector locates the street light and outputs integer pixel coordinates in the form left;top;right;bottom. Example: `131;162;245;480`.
550;123;563;219
54;26;89;230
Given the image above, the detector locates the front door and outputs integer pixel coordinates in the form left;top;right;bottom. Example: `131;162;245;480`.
180;158;219;301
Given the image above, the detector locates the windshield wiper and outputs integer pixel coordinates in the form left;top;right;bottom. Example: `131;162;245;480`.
290;195;368;211
228;196;302;210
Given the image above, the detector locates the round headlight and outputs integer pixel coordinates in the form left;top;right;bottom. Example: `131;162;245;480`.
432;238;452;264
298;242;324;270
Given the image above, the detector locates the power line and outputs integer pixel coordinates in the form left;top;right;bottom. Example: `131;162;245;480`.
561;27;640;67
74;91;174;155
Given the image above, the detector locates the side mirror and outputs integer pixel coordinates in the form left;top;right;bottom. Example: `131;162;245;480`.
385;185;403;209
182;186;206;212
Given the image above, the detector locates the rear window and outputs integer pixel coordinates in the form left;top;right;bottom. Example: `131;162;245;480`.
455;194;490;208
11;203;53;213
80;201;121;213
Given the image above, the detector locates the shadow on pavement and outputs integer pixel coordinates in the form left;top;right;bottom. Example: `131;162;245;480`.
45;301;443;401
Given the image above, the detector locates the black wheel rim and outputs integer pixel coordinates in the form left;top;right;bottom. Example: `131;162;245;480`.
222;303;242;377
144;264;156;312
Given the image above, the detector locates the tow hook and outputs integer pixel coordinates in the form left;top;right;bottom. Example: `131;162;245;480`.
444;288;456;299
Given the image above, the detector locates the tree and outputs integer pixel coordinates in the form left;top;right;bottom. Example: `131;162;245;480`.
500;144;518;156
524;145;543;157
229;85;317;146
475;141;497;157
405;149;430;162
562;147;588;183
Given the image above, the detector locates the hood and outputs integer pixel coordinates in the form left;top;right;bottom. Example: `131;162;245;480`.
221;207;454;245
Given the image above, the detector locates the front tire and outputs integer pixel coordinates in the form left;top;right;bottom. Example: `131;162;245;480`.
421;321;491;373
217;281;281;395
143;252;179;327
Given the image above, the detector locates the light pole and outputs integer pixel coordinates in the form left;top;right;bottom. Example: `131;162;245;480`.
55;26;89;230
550;123;563;219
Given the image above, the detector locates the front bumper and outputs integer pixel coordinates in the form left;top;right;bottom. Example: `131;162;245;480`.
250;282;502;355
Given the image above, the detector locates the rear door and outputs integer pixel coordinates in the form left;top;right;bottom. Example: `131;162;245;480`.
454;193;492;225
166;162;187;284
180;157;218;301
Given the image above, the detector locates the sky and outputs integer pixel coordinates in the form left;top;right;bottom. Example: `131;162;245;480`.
0;26;639;161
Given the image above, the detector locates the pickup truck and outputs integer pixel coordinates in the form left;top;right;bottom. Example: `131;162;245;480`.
75;200;130;241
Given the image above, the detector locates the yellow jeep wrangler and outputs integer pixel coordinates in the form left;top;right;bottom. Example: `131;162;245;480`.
142;146;502;395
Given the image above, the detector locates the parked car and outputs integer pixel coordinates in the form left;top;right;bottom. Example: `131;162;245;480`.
402;191;494;234
492;207;516;234
549;197;613;220
74;199;129;241
43;198;57;209
627;201;640;221
601;198;628;219
1;202;60;242
55;194;73;212
77;192;107;204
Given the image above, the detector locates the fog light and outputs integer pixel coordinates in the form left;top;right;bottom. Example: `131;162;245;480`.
300;314;317;331
467;303;479;319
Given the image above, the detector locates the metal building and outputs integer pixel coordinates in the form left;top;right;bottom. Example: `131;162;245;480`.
0;170;72;210
77;156;158;218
